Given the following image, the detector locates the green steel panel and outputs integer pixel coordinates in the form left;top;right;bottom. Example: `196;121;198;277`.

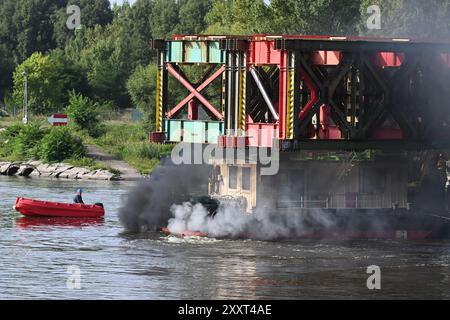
165;120;224;143
166;41;183;63
209;42;223;63
206;122;224;143
165;119;182;142
165;41;225;64
183;121;205;143
185;42;205;63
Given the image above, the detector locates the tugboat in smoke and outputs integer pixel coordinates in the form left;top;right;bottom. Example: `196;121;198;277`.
123;150;450;241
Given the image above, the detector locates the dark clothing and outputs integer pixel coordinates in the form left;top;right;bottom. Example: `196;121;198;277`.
74;195;84;204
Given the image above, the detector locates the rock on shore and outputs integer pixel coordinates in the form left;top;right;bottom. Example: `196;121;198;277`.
0;161;120;181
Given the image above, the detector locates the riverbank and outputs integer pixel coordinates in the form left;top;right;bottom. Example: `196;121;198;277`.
84;122;174;175
85;144;142;180
0;119;173;177
0;160;120;181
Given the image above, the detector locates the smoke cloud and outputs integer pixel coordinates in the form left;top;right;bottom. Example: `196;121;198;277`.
167;201;338;240
119;158;210;232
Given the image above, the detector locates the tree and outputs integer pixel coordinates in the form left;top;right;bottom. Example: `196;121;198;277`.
206;0;270;34
175;0;212;34
49;49;91;100
359;0;450;39
12;52;67;115
267;0;362;35
66;91;101;137
52;0;113;48
0;0;66;64
150;0;182;38
0;0;68;98
112;0;155;68
127;64;157;118
65;25;131;108
206;0;363;35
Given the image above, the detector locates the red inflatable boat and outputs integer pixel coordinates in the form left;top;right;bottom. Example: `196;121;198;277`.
14;197;105;218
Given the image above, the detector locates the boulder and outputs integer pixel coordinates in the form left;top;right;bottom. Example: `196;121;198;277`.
0;162;10;175
6;163;20;176
36;163;73;177
58;167;91;179
82;170;119;181
18;165;35;177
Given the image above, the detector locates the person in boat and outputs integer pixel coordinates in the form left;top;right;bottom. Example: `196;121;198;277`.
74;189;84;204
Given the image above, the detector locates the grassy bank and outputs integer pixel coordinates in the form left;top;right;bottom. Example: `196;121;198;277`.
0;117;172;175
0;118;109;171
86;122;173;175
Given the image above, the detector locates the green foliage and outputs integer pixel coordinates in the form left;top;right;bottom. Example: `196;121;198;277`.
12;52;66;115
359;0;450;38
112;0;154;68
207;0;362;35
0;122;50;161
205;0;234;34
39;127;85;162
66;91;102;137
0;123;23;140
126;64;157;119
12;123;48;159
123;142;173;160
150;0;182;39
92;123;174;175
268;0;362;35
0;0;65;65
176;0;212;34
65;24;132;108
67;157;114;172
52;0;113;48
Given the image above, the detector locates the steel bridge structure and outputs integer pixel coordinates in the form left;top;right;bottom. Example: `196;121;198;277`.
150;35;450;151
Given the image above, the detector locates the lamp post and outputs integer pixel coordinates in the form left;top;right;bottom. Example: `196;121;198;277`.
22;71;28;124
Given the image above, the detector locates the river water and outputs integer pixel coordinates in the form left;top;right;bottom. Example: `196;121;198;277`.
1;176;450;300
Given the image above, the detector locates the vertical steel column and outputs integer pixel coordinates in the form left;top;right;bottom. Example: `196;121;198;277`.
294;50;302;140
233;51;241;133
233;51;243;136
278;50;289;140
221;71;226;116
286;52;295;140
155;50;167;133
188;100;198;120
238;52;247;134
226;49;239;135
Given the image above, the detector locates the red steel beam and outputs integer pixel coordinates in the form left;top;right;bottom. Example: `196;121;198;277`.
167;65;225;118
299;72;319;123
167;64;224;120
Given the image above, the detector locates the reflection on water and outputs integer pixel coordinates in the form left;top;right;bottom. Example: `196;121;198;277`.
1;176;450;300
15;217;105;229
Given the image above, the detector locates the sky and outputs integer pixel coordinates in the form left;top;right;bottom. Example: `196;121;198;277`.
109;0;137;6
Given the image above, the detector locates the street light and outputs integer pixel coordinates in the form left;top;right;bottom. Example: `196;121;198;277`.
22;71;28;124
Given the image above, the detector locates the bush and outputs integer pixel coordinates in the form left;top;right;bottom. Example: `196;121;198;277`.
13;123;47;159
0;123;46;160
39;127;85;162
126;64;156;118
123;142;173;159
66;91;103;137
1;124;22;140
